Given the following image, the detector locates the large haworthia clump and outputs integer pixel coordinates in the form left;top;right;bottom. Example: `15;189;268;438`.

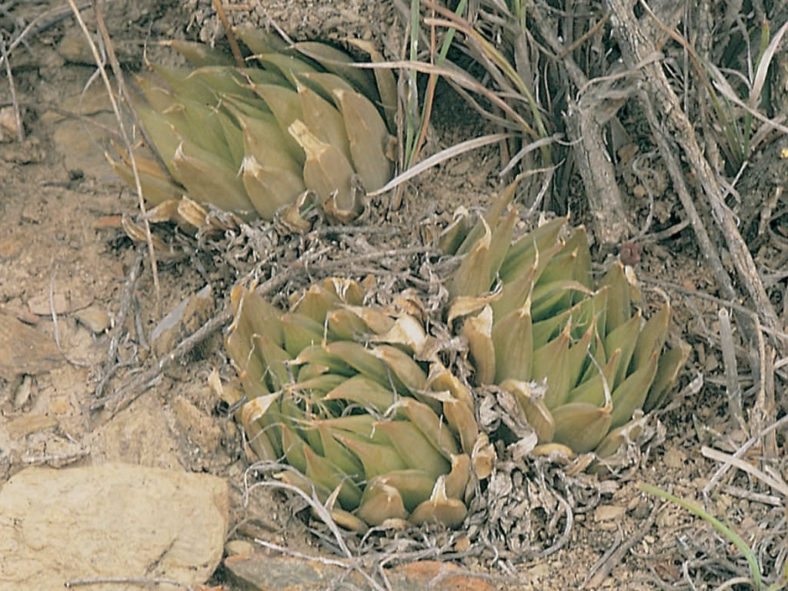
226;279;495;533
225;186;689;531
441;187;690;456
110;29;396;227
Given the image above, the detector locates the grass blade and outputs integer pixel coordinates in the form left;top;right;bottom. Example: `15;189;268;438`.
639;482;762;589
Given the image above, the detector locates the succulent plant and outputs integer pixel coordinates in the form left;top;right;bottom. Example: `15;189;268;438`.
109;30;396;227
224;186;688;531
441;186;690;456
226;278;495;532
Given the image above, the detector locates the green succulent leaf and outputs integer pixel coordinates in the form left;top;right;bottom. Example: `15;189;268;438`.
116;37;395;226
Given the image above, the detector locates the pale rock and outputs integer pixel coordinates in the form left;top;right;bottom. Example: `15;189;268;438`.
0;463;229;589
171;395;223;452
74;305;111;333
664;446;687;469
594;504;627;522
225;555;494;591
0;106;20;142
5;414;58;439
225;539;257;556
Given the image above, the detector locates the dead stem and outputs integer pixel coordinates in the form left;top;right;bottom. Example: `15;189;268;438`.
556;11;611;60
66;0;162;314
409;3;438;167
608;0;786;356
702;414;788;499
582;501;661;589
640;276;788;344
49;269;91;368
367;132;515;197
21;448;90;468
637;87;757;341
64;575;191;588
211;0;243;68
702;446;788;499
94;251;143;399
718;308;744;430
529;3;631;244
92;308;232;416
91;241;432;420
538;489;573;558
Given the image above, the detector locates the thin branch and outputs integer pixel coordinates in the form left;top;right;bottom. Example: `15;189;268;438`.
701;446;788;499
582;501;661;589
0;33;24;142
702;414;788;499
67;0;162;313
211;0;243;68
64;575;191;588
94;251;144;399
718;308;744;430
608;0;786;355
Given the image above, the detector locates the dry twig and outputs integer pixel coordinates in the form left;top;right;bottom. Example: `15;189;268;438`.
607;0;786;356
49;269;91;368
529;2;632;245
582;501;662;589
702;445;788;499
703;414;788;500
64;575;191;588
92;243;433;419
210;0;243;67
718;308;744;430
94;251;143;399
66;0;162;312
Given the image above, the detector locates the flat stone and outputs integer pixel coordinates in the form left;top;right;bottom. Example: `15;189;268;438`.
0;137;46;164
74;305;111;333
0;313;62;381
224;554;493;591
58;29;97;65
594;504;627;522
393;561;494;590
0;236;24;261
225;540;257;557
45;82;134;181
170;395;223;452
52;117;118;179
0;463;229;589
0;106;20;141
